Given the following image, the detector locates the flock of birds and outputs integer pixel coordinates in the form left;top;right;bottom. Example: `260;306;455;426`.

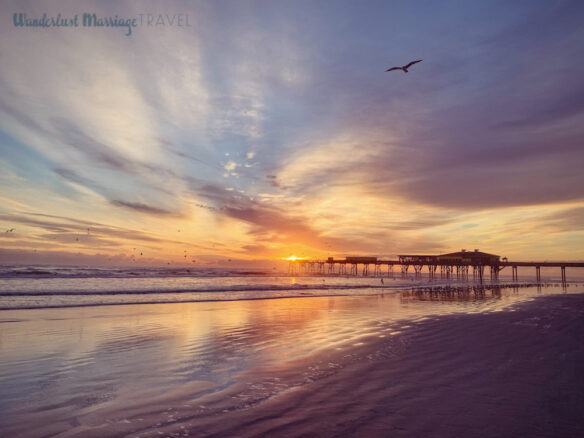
5;226;207;265
4;59;422;263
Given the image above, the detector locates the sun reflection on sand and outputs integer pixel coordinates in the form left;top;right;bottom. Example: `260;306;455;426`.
0;284;582;437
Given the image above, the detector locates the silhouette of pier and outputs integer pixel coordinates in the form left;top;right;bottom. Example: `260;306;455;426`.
288;250;584;283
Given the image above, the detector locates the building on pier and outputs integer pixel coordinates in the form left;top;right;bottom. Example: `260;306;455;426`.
399;249;500;266
437;249;500;265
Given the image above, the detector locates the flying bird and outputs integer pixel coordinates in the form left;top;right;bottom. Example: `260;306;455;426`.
6;228;14;232
386;59;422;73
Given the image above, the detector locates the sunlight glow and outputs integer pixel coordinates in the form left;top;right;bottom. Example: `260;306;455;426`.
284;256;307;261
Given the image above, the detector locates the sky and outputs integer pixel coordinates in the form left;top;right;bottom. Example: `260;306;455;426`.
1;0;584;267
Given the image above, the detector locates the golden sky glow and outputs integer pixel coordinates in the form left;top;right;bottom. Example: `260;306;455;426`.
1;1;584;267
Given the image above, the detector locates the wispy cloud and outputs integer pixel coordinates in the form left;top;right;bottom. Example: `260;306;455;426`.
110;200;179;217
1;0;583;263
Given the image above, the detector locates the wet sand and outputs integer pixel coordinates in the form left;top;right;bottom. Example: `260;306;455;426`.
1;285;583;437
200;294;584;438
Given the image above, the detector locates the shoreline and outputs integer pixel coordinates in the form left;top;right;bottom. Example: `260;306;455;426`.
0;280;580;312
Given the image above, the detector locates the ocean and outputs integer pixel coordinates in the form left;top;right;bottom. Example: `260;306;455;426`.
0;265;468;310
0;265;577;310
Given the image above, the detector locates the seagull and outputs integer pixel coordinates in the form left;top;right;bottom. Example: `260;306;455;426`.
386;59;422;73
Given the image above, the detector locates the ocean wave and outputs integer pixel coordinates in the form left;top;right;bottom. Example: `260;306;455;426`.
0;283;398;296
0;265;274;279
0;282;575;311
1;264;578;311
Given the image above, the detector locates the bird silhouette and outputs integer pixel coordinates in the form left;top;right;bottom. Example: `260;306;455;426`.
386;60;422;73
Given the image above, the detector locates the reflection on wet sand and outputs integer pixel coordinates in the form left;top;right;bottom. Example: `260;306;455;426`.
401;282;571;305
0;284;582;437
401;285;503;302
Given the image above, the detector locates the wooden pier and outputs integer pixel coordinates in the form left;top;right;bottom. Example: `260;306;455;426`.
288;250;584;283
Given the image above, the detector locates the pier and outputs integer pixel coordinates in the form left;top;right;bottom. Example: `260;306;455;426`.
288;250;584;282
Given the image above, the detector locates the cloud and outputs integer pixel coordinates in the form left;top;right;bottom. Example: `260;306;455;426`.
51;118;130;172
0;247;162;266
1;0;584;261
196;183;411;254
110;200;179;217
223;160;238;171
533;206;584;233
497;90;584;129
0;212;167;243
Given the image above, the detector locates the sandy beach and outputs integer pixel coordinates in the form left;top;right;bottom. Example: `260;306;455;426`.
0;284;582;437
200;294;584;438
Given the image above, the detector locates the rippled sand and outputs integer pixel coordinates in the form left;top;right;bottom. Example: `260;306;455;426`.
1;284;583;437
